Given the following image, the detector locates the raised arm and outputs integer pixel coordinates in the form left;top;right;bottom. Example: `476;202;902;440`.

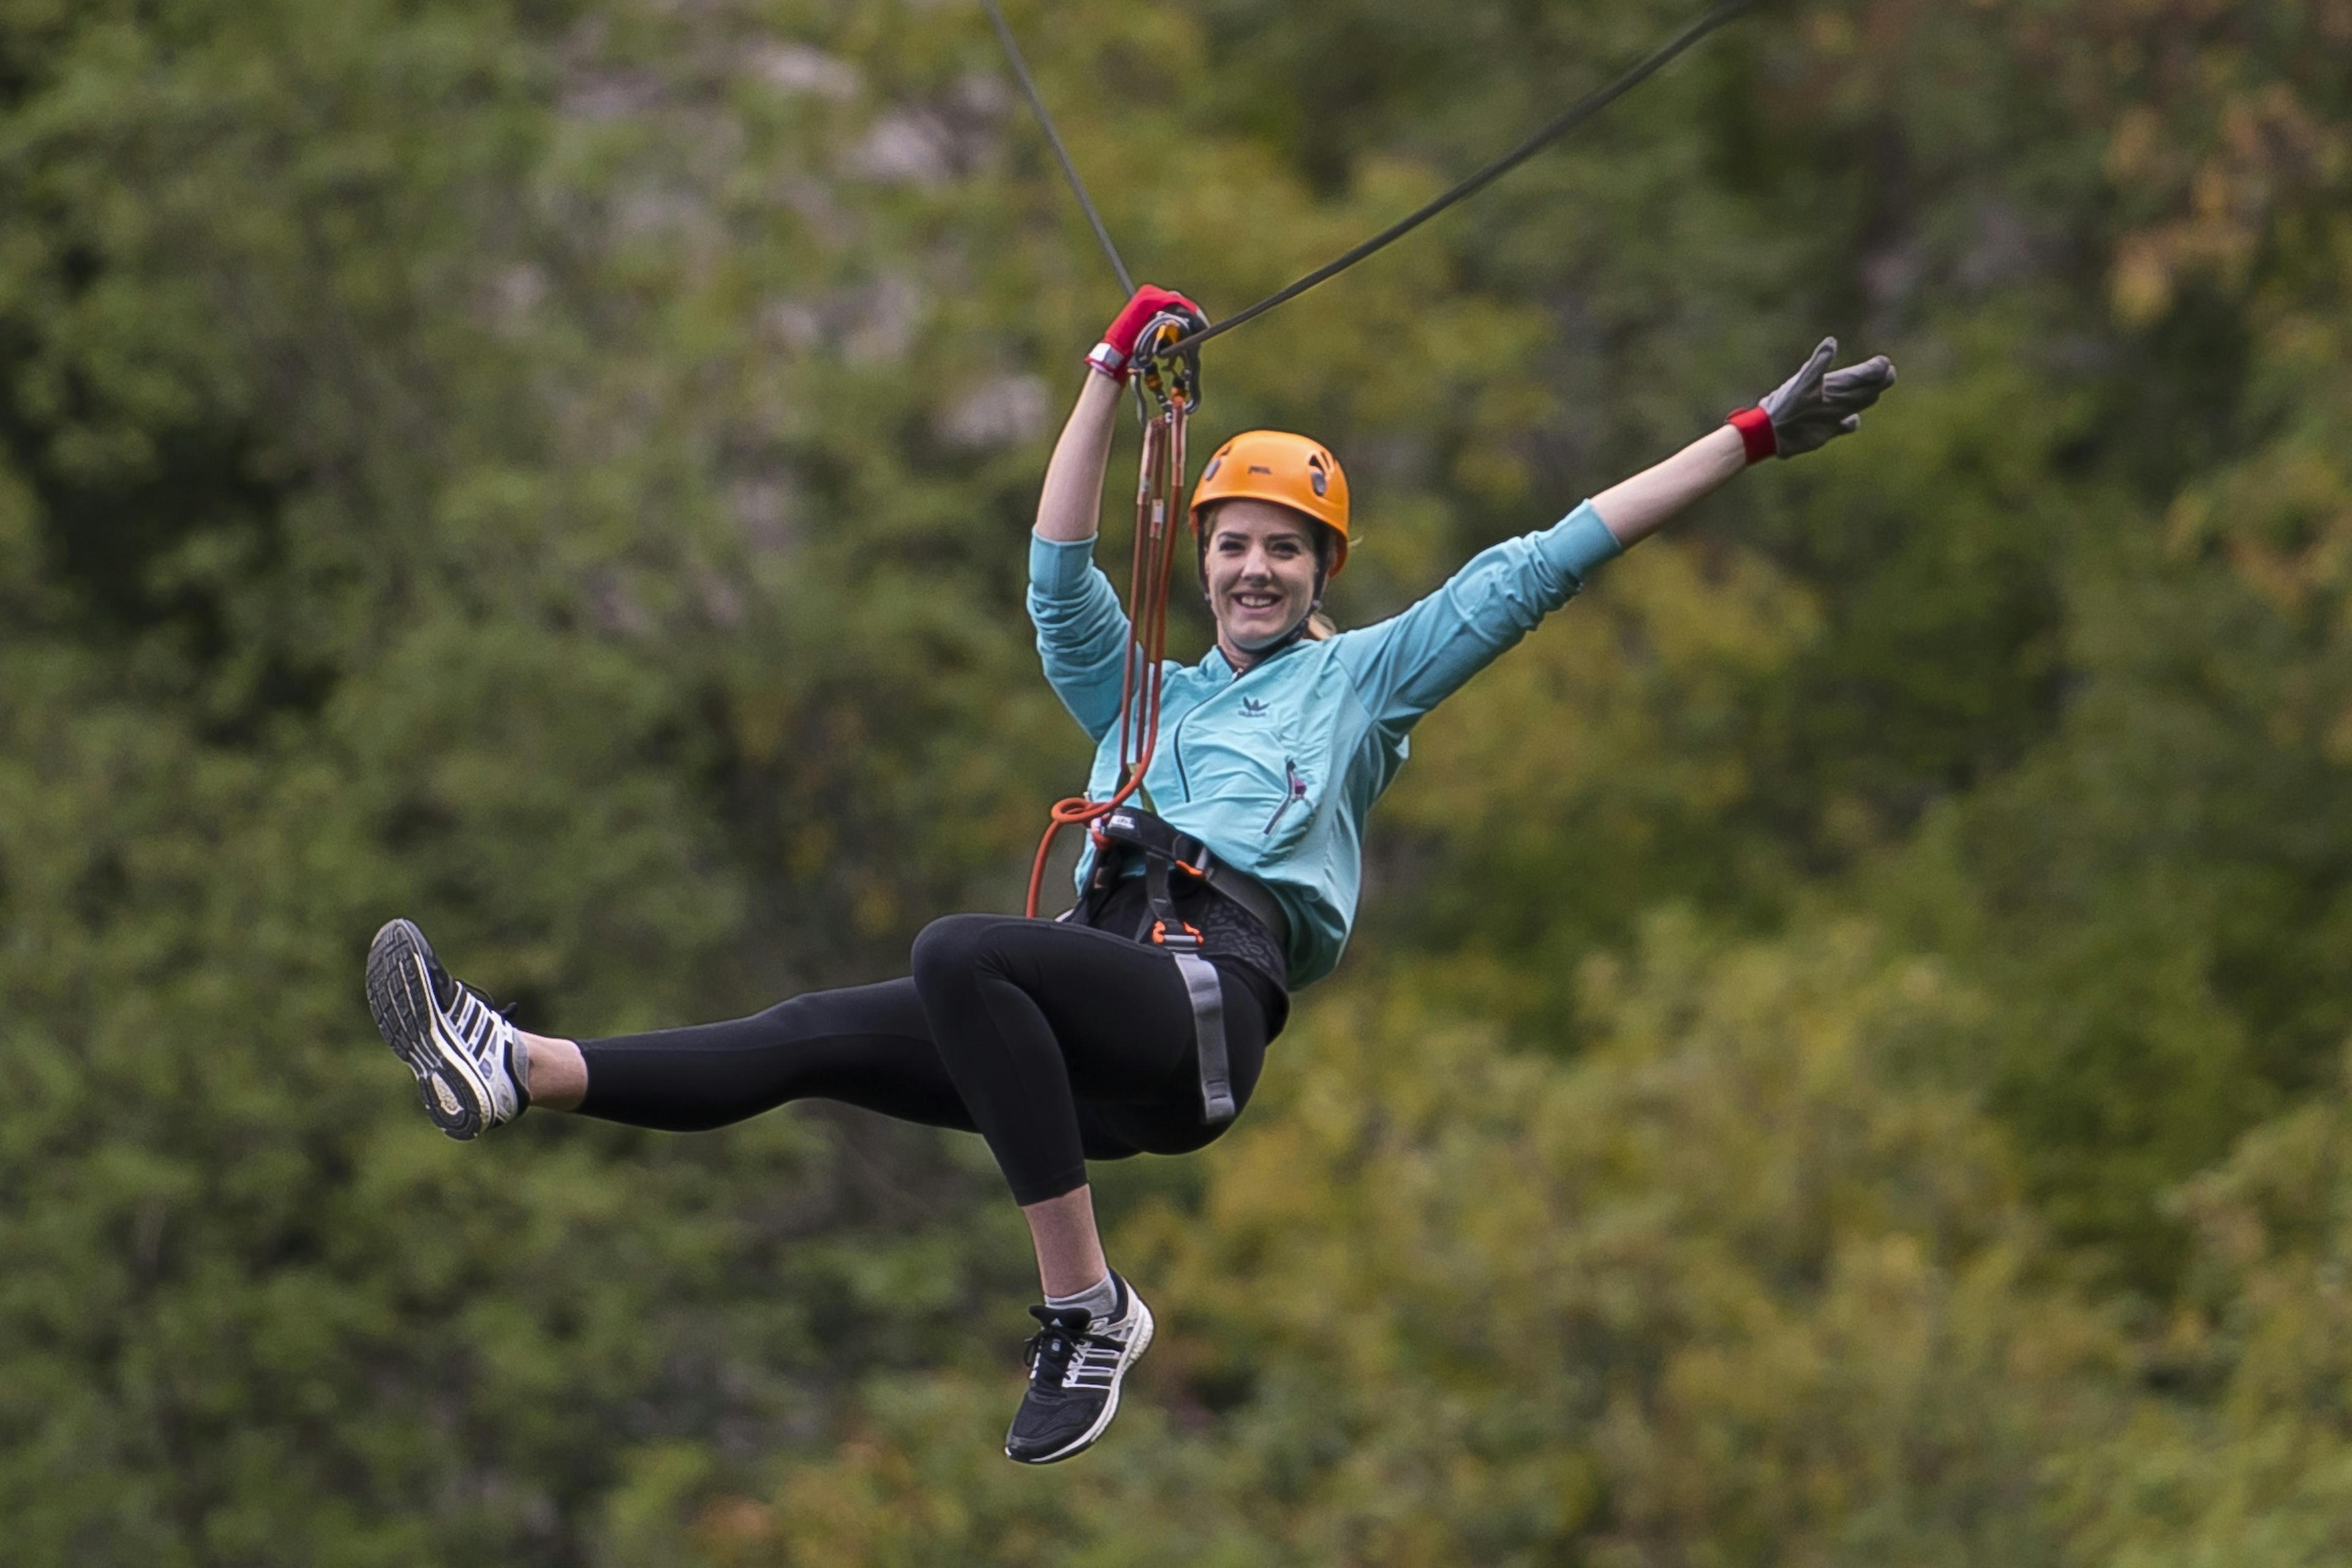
1034;370;1123;543
1027;286;1208;740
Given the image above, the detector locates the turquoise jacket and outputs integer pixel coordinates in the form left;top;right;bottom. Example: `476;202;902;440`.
1028;501;1623;990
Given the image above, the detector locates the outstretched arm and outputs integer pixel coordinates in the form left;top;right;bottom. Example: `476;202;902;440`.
1595;336;1899;548
1336;337;1898;726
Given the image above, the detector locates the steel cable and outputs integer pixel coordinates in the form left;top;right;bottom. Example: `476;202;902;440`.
981;0;1137;296
1163;0;1763;356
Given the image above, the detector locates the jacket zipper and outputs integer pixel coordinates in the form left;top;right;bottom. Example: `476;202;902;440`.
1172;702;1196;802
1264;758;1308;835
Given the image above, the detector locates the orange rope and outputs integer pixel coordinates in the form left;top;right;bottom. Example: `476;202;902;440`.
1024;386;1192;918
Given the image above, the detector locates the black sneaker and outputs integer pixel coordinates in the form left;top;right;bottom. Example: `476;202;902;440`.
1005;1274;1155;1464
365;918;530;1140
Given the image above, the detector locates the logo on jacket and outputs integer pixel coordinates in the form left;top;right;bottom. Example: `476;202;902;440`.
1239;697;1268;717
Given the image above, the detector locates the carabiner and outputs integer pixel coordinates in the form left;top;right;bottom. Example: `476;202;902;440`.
1130;307;1205;420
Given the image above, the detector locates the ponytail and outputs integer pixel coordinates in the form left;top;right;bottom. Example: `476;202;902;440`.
1300;523;1340;639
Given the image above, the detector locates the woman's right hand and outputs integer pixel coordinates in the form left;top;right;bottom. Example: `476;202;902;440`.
1086;285;1206;383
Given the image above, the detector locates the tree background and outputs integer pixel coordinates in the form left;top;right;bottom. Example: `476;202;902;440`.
3;0;2350;1562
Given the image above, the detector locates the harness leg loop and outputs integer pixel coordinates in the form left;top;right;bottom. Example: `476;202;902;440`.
1170;950;1235;1125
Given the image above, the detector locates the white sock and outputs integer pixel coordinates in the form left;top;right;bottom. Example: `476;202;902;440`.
1045;1271;1120;1325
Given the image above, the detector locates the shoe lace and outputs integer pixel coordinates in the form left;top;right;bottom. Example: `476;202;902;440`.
1023;1306;1122;1392
445;983;518;1068
467;978;516;1022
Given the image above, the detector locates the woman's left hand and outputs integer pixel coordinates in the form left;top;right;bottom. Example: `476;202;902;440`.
1745;337;1898;459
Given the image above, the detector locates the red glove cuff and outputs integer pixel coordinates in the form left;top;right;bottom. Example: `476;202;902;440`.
1728;406;1777;464
1085;342;1128;384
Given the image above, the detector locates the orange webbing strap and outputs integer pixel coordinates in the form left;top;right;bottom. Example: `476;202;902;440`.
1024;326;1196;919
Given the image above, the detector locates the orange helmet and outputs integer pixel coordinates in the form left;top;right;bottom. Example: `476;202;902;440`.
1189;430;1351;578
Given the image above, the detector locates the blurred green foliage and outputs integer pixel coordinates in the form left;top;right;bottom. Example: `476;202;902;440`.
3;0;2350;1561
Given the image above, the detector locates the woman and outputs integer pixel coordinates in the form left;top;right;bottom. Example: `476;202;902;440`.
364;285;1895;1464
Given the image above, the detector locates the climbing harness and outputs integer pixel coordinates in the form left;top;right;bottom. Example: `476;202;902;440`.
1080;807;1291;958
1069;805;1293;1125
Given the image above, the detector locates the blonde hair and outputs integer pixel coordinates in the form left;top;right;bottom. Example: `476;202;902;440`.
1303;609;1336;640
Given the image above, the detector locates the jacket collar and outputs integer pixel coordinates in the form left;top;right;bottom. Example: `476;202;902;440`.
1201;633;1311;684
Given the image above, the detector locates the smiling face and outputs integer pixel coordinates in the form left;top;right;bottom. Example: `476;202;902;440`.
1200;497;1325;668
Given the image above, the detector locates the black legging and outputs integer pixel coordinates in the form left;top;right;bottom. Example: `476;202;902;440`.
575;913;1286;1205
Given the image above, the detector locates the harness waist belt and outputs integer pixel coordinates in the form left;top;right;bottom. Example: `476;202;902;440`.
1089;808;1291;950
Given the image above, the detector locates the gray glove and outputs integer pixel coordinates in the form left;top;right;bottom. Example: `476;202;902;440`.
1759;337;1897;458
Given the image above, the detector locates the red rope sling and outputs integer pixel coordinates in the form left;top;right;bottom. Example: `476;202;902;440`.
1023;317;1200;919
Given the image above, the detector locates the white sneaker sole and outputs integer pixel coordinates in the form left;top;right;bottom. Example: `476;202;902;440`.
1007;1294;1156;1465
366;918;496;1140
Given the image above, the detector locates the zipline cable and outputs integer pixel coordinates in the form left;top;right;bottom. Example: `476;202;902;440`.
981;0;1137;297
1163;0;1762;356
